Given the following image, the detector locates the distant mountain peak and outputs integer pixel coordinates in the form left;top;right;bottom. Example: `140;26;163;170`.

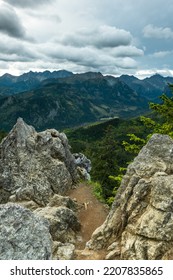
152;73;163;77
119;73;173;101
0;69;74;95
120;74;139;82
145;73;164;80
0;71;148;131
1;73;17;80
75;71;103;80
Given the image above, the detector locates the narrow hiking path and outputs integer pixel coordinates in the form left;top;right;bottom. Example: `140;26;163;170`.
67;182;109;259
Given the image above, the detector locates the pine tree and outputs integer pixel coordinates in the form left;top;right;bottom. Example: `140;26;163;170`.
123;84;173;155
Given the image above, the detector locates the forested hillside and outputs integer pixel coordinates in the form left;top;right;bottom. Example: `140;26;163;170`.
66;84;173;204
1;85;173;205
1;70;173;206
0;72;148;131
120;73;173;101
1;71;173;132
66;117;152;204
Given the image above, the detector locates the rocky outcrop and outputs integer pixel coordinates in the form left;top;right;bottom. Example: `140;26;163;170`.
73;153;91;180
5;119;173;260
0;203;52;260
0;118;91;259
0;118;79;206
87;134;173;260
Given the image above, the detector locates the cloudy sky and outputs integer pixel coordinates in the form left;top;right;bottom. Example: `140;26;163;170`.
0;0;173;78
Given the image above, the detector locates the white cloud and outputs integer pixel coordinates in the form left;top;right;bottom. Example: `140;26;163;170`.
111;46;144;57
39;31;142;73
0;34;43;64
27;10;61;23
136;69;173;79
143;24;173;39
0;0;173;77
62;26;132;49
152;50;173;58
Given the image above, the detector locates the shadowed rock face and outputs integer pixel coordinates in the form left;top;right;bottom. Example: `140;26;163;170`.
0;118;78;206
87;134;173;260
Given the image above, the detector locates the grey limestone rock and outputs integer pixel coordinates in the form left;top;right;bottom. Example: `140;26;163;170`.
52;241;75;260
73;153;91;180
0;203;52;260
0;118;78;206
47;194;78;211
87;134;173;260
34;206;81;243
0;119;84;259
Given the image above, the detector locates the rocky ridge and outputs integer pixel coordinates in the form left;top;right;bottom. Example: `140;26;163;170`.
0;72;148;132
0;118;90;259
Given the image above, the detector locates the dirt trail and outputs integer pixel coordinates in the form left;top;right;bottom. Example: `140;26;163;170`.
67;183;109;259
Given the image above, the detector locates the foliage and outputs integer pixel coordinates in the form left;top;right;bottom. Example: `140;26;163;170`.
87;125;120;199
0;73;149;132
107;167;127;206
123;84;173;156
90;181;105;203
122;133;146;154
67;84;173;206
66;117;151;204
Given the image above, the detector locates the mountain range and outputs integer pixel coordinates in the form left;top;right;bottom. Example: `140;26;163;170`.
0;70;73;96
119;73;173;101
0;70;172;131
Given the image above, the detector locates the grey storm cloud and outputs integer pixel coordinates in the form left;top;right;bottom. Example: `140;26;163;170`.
41;41;138;72
143;24;173;39
62;26;132;49
0;42;37;60
0;4;25;38
0;35;42;63
4;0;53;8
0;0;173;77
48;25;141;72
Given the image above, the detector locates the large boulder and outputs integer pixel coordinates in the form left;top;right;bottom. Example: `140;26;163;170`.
0;203;52;260
35;205;81;243
34;202;81;260
0;118;78;206
87;134;173;260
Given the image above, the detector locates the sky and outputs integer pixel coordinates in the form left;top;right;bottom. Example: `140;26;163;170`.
0;0;173;78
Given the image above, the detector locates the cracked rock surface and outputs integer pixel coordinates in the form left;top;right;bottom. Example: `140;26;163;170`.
87;134;173;260
0;118;78;206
